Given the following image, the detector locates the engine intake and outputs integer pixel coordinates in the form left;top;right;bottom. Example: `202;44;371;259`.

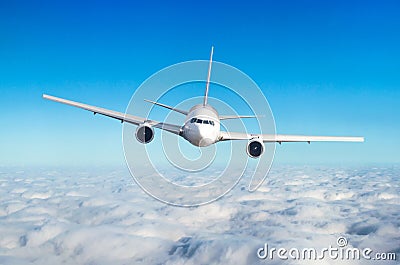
246;139;264;158
135;125;154;144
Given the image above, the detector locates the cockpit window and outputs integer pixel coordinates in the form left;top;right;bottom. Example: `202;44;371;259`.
190;118;215;126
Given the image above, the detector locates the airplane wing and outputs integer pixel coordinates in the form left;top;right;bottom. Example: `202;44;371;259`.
219;131;364;143
42;94;182;135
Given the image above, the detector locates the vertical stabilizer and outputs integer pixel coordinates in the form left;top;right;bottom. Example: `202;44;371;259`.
203;46;214;106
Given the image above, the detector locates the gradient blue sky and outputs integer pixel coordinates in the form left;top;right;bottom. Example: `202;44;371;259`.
1;0;399;166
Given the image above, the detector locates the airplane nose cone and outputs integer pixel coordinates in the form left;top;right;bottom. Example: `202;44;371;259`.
198;126;215;146
183;122;217;147
198;137;213;147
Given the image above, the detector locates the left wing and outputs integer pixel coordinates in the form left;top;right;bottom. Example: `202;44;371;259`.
219;131;364;143
43;94;182;135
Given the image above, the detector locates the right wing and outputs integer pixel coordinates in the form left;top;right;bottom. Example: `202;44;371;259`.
42;94;182;135
219;131;364;143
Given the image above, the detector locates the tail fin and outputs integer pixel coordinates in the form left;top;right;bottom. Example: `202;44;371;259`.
203;46;214;106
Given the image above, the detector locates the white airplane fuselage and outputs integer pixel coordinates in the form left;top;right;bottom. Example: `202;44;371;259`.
182;104;221;147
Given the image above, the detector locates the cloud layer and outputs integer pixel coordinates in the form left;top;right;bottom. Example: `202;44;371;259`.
0;165;399;264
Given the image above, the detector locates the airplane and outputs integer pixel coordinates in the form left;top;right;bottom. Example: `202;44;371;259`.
43;47;364;159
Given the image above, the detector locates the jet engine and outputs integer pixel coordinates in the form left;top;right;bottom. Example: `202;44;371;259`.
135;125;154;144
246;139;264;158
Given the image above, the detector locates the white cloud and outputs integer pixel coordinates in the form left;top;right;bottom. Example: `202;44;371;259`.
0;165;398;264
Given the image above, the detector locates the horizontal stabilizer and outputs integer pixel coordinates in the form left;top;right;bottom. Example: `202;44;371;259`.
219;115;262;120
144;99;188;115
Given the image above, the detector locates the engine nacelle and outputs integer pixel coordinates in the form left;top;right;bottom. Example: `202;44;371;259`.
246;139;264;158
135;125;154;144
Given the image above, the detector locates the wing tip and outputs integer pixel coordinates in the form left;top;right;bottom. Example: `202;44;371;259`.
351;136;365;142
42;93;54;100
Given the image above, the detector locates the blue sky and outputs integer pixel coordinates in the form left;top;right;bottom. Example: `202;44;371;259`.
1;0;399;166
